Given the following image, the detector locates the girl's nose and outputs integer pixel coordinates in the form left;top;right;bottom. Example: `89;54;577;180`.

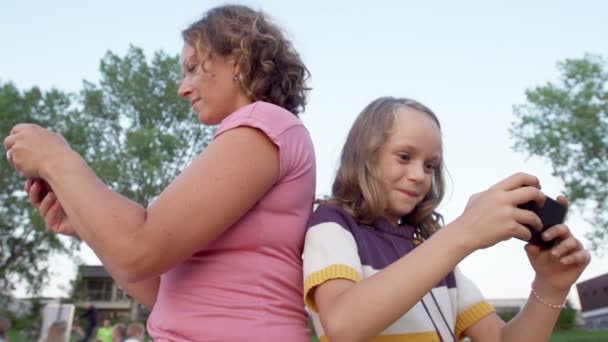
408;163;425;182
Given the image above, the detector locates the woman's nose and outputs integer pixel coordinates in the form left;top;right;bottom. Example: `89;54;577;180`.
178;79;191;98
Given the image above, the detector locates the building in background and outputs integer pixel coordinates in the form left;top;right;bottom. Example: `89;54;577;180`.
577;273;608;329
74;265;148;322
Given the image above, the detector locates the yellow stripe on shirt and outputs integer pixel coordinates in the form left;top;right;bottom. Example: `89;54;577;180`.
455;300;496;339
304;264;361;312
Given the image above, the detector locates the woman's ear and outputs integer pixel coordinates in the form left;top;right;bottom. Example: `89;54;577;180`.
233;64;241;80
230;53;241;78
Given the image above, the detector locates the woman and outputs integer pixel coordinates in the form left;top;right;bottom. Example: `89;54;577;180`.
5;5;315;341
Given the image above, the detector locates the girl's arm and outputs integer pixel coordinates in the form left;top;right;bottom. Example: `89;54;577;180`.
462;291;564;342
313;173;547;342
314;225;472;342
464;219;590;342
10;124;279;285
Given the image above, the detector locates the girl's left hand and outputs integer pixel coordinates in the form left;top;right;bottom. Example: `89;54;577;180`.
526;196;591;292
3;123;71;178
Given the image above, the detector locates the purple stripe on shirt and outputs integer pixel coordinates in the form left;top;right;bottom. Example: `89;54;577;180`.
308;204;456;289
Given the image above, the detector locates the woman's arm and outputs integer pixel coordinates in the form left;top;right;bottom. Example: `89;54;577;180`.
8;124;280;284
116;277;160;309
26;179;161;307
53;127;278;283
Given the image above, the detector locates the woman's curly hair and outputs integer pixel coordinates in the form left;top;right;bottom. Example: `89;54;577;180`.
182;5;310;116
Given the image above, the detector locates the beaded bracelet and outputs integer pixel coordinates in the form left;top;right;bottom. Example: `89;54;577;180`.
531;285;567;309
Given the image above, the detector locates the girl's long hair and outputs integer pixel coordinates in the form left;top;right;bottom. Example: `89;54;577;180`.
323;96;446;239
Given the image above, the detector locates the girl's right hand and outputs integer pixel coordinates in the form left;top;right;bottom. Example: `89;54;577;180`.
454;172;545;251
26;178;79;237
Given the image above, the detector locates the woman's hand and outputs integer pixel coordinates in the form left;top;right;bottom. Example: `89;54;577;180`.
26;178;79;237
3;123;72;178
526;196;591;293
455;172;546;251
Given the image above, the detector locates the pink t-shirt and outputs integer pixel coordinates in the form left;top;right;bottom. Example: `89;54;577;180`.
147;102;316;341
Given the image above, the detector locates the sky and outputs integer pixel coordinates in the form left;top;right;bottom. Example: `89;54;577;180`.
2;0;607;307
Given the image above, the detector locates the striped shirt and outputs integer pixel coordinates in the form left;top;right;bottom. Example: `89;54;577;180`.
303;204;495;341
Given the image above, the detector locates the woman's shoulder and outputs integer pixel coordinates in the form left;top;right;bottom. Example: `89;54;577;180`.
213;101;313;180
214;101;309;148
250;101;299;118
225;101;303;131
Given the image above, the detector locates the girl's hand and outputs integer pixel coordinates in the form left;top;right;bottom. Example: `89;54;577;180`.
526;196;591;292
4;123;71;178
26;178;79;237
455;172;546;250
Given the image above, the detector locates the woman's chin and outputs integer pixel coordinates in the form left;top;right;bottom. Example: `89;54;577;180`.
197;112;220;126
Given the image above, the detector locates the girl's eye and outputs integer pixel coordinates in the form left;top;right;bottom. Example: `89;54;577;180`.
425;163;438;172
398;153;410;162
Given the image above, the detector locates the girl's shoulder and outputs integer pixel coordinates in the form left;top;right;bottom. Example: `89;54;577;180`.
309;203;360;230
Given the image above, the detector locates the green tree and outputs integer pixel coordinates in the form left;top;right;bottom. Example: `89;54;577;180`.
555;300;577;331
0;82;77;296
511;54;608;251
1;45;212;297
497;311;517;322
77;45;213;206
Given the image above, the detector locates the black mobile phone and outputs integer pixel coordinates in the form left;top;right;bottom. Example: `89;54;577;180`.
518;197;567;249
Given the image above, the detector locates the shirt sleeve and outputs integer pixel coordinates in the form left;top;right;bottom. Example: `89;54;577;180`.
454;266;496;339
213;101;313;181
302;206;363;312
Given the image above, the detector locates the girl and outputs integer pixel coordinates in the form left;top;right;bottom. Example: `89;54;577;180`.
303;96;590;341
5;5;315;341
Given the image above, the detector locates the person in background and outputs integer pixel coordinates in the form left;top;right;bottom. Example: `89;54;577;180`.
79;304;97;342
0;315;10;342
42;320;67;342
111;323;126;342
6;4;314;341
123;323;145;342
95;319;112;342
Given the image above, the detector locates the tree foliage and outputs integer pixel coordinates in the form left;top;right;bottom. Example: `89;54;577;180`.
0;82;75;295
0;45;212;296
511;54;608;251
555;300;577;331
78;46;213;206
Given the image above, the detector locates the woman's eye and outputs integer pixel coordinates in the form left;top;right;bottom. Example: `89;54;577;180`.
186;64;197;73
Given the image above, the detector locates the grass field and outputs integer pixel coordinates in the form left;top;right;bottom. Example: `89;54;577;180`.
308;330;608;342
550;329;608;341
10;329;608;341
8;330;153;342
